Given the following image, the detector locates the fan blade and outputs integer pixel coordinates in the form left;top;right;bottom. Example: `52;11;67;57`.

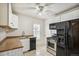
25;7;36;9
17;7;36;9
45;3;54;6
36;3;40;6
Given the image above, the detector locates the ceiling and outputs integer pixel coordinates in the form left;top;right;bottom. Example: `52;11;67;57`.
12;3;79;20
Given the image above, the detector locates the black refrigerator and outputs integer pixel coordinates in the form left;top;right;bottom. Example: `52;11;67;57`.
54;19;79;56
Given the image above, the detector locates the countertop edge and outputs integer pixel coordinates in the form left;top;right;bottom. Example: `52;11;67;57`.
0;46;23;52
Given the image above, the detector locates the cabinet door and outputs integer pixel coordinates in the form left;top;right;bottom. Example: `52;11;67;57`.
13;14;18;28
72;9;79;19
9;14;18;28
20;39;30;52
61;12;73;22
61;9;79;22
0;3;8;26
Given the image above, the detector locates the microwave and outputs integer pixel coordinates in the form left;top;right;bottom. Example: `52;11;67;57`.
49;23;57;29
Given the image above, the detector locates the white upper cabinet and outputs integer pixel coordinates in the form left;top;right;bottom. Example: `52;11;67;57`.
0;3;8;26
72;9;79;19
0;3;18;29
61;12;73;21
61;9;79;21
9;13;18;28
47;16;60;24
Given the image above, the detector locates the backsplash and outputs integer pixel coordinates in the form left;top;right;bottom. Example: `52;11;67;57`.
0;28;6;42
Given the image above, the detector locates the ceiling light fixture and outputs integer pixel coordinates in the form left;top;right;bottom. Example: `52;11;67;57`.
38;12;42;16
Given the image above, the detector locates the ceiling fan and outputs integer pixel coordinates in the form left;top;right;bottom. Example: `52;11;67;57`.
21;3;53;15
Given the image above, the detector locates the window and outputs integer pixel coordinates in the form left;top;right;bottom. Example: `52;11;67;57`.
33;24;40;39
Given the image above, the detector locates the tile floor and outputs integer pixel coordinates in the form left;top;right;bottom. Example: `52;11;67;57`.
24;48;53;56
24;39;53;56
19;42;53;56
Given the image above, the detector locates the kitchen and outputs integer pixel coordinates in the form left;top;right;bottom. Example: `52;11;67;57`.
0;3;79;56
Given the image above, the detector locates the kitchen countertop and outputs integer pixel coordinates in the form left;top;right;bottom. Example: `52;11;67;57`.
0;37;23;52
7;35;33;38
0;35;33;52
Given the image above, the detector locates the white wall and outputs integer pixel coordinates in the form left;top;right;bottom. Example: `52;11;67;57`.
7;15;45;40
7;15;32;36
7;15;45;52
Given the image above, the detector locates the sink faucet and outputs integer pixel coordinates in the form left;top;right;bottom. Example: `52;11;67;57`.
22;31;25;37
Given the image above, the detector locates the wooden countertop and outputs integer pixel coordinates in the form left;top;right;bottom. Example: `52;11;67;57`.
0;35;34;52
0;37;23;52
7;35;33;38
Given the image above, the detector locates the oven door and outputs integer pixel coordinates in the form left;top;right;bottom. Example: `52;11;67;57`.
47;40;57;51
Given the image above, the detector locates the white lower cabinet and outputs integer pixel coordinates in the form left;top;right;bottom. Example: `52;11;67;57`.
0;48;23;56
20;38;30;52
